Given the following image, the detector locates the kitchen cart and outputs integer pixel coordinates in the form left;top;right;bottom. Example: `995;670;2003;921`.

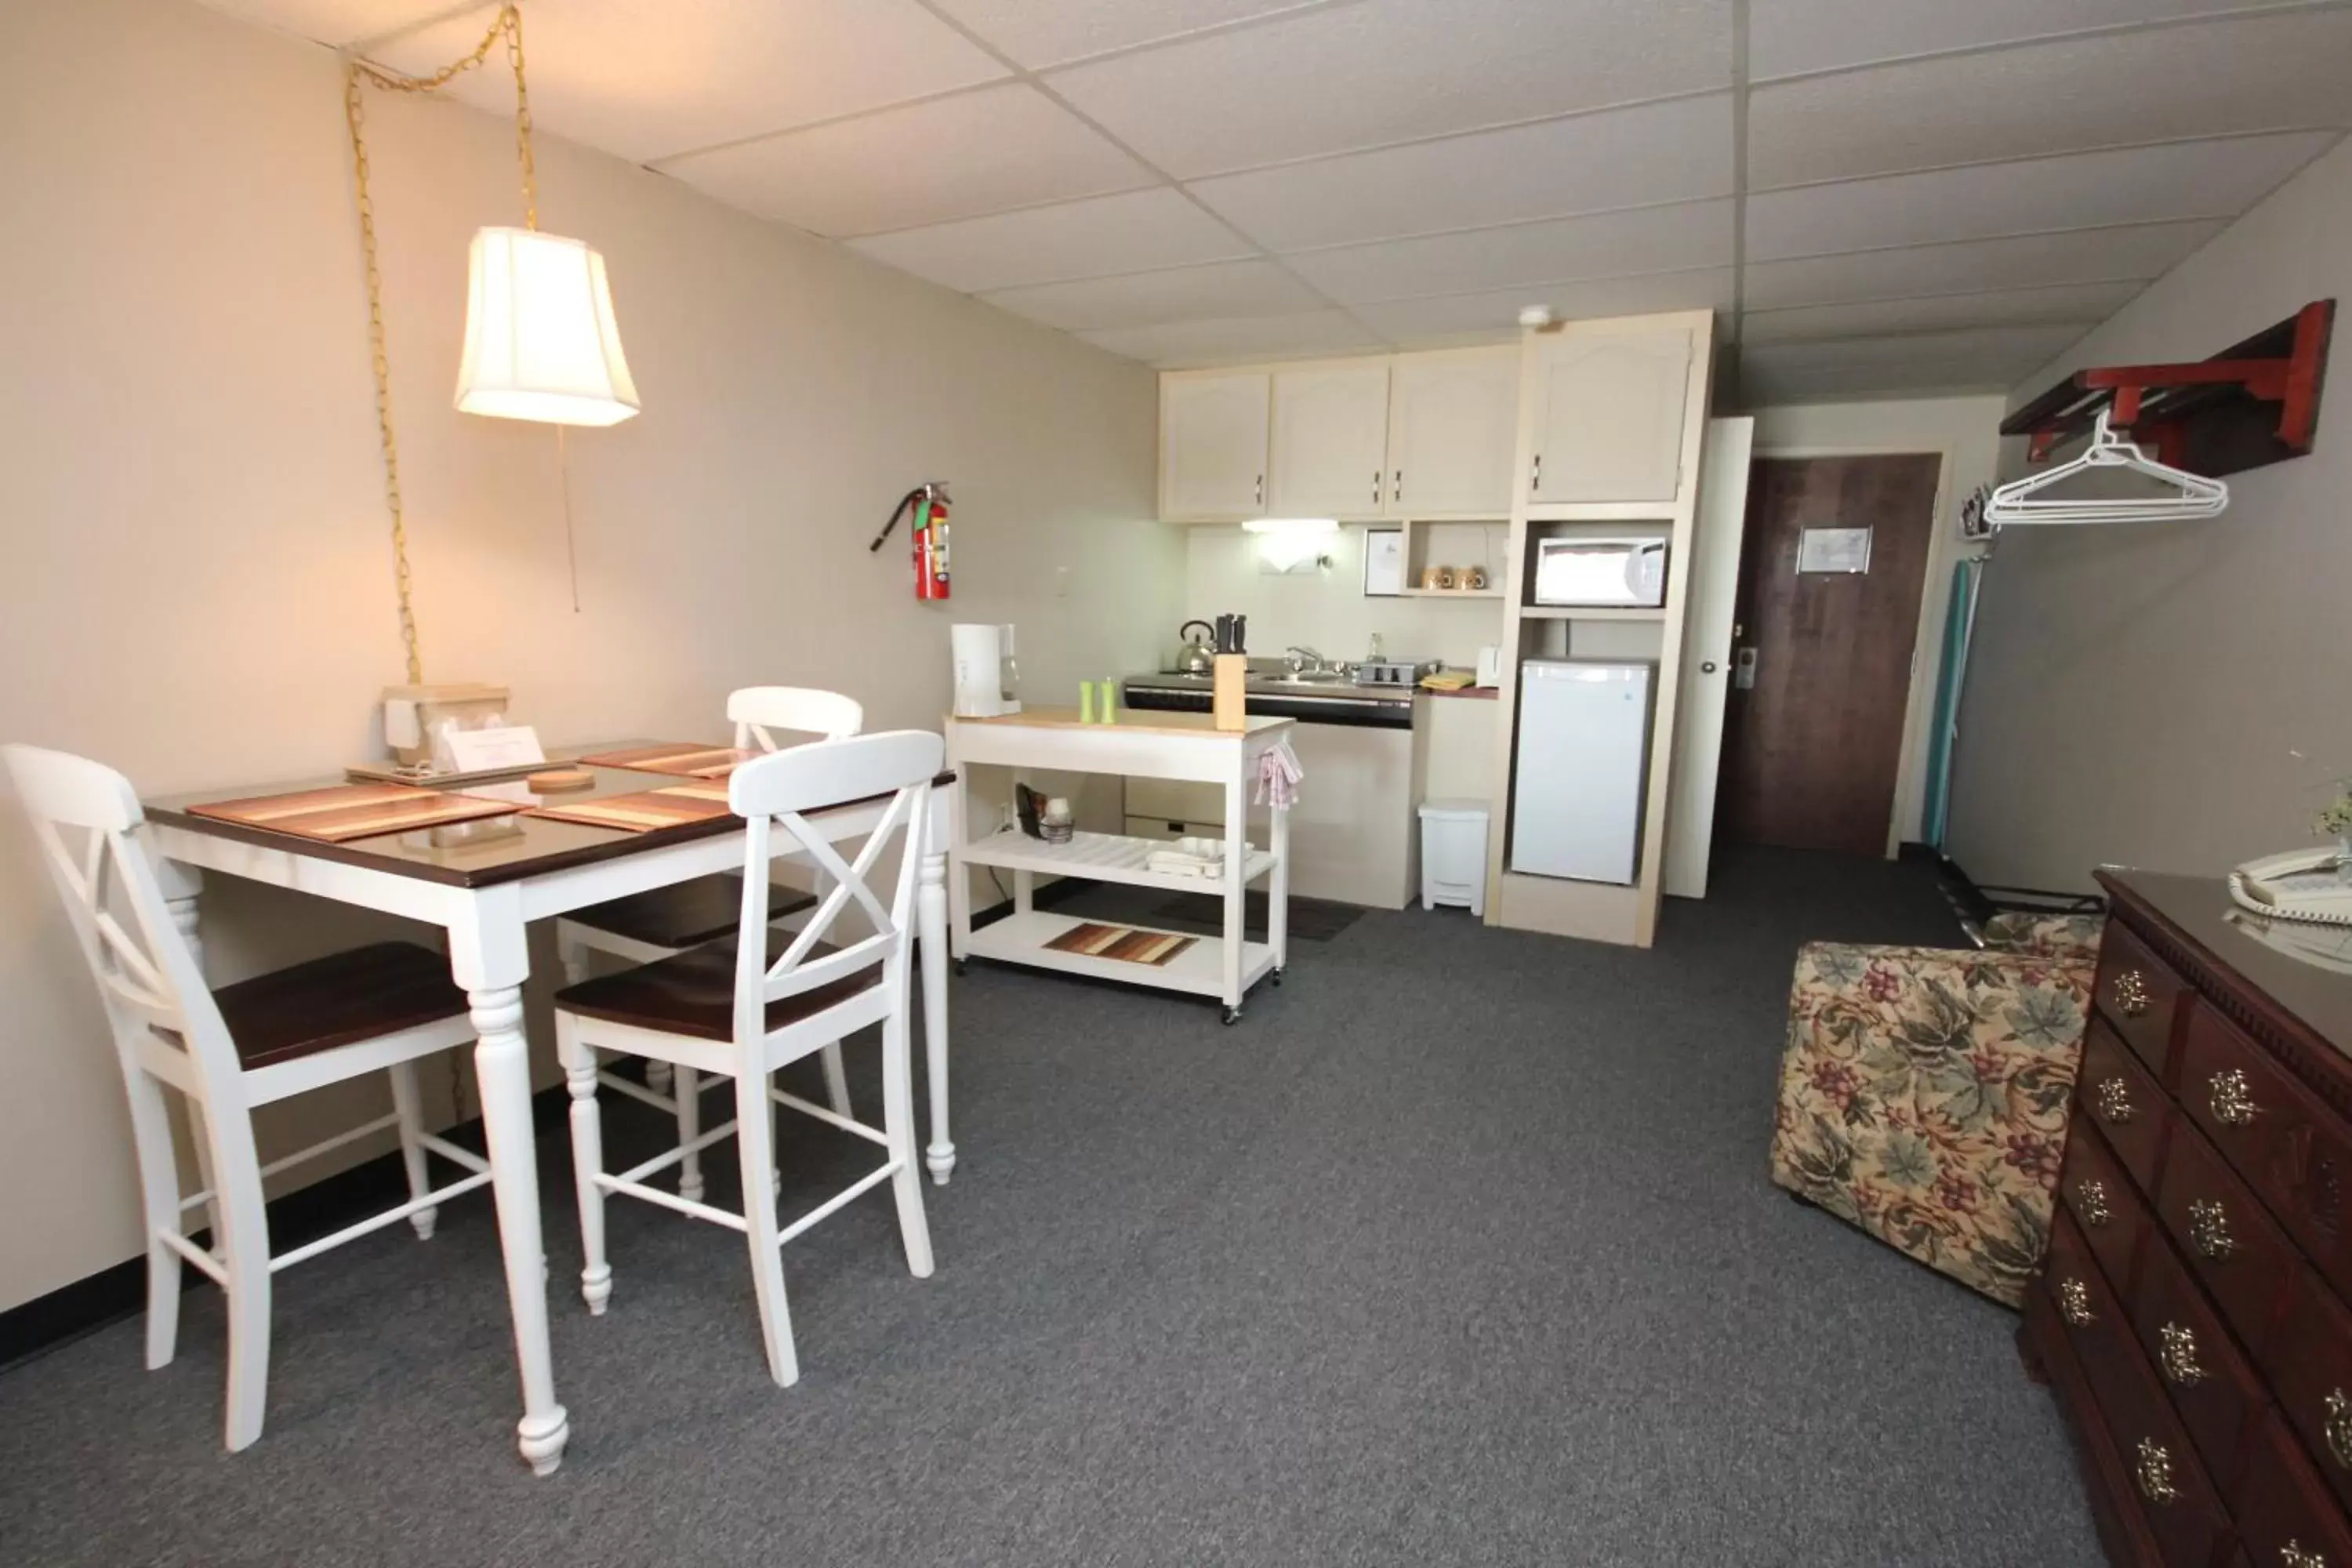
945;708;1293;1023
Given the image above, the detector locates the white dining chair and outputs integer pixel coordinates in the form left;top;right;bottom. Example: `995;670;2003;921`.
557;686;862;1204
551;729;940;1386
2;743;491;1452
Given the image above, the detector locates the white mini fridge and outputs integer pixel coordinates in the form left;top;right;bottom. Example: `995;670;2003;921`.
1509;659;1654;884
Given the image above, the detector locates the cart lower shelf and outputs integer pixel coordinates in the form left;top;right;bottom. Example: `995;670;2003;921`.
962;909;1278;1002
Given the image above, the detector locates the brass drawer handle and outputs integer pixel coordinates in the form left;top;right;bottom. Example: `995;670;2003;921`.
2133;1438;2179;1505
2076;1178;2111;1227
2209;1068;2259;1127
2187;1198;2235;1260
2326;1389;2352;1470
2113;968;2151;1018
2158;1323;2208;1385
2094;1076;2137;1124
2282;1543;2328;1568
2057;1278;2095;1327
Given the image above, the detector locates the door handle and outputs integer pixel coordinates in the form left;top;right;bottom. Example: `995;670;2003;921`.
1733;647;1758;690
1700;660;1718;673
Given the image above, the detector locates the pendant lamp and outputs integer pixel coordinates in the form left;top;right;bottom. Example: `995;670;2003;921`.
455;227;638;426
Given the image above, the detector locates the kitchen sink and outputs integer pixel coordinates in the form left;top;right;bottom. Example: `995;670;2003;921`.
1283;669;1348;684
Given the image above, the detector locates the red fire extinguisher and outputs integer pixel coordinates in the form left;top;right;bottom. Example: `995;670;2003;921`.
869;481;952;601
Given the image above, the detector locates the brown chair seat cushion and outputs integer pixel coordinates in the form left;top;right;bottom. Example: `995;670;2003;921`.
564;874;818;952
189;942;470;1071
555;928;883;1043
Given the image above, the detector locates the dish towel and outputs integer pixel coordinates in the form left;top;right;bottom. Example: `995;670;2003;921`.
1254;739;1304;809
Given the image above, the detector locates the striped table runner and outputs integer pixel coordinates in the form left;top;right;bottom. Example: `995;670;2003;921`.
1043;922;1197;967
577;742;757;779
189;783;521;843
521;785;733;834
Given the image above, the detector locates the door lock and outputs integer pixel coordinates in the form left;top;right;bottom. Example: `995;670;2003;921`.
1733;647;1758;690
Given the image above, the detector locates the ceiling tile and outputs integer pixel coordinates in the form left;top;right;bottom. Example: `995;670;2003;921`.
845;189;1255;293
1046;0;1733;178
375;1;1008;164
1741;281;2141;343
1742;220;2221;309
1744;132;2339;260
1738;325;2090;401
1283;199;1734;303
1080;310;1386;366
1192;95;1737;252
1751;11;2352;188
194;0;473;48
924;0;1329;69
1356;269;1734;340
659;84;1149;239
1751;0;2286;81
980;260;1327;331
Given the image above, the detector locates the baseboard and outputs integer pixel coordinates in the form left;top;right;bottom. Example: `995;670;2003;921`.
0;1086;569;1376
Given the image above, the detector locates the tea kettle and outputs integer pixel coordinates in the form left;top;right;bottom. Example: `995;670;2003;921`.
1176;619;1216;675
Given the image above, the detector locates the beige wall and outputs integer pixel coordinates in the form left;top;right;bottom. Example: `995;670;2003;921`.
0;0;1174;1312
1747;394;2007;846
1945;138;2352;892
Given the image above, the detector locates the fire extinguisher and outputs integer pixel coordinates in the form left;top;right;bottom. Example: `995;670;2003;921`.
868;481;952;601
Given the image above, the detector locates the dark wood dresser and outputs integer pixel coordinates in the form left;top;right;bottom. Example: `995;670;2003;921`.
2024;869;2352;1568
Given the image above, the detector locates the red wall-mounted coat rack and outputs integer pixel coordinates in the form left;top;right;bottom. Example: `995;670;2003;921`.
2002;299;2334;477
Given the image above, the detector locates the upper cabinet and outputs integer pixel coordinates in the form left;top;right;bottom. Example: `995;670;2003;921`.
1160;371;1271;521
1269;361;1392;520
1385;347;1517;517
1524;326;1694;506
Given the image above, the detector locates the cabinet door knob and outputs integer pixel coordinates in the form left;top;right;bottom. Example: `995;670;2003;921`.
2056;1277;2094;1326
1372;469;1381;504
2132;1439;2180;1506
2187;1197;2235;1260
2112;968;2151;1018
2158;1323;2208;1385
2209;1068;2259;1127
1392;468;1401;503
1530;453;1542;493
1254;473;1263;506
2093;1076;2136;1124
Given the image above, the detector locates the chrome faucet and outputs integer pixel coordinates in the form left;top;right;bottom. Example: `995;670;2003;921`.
1284;645;1327;675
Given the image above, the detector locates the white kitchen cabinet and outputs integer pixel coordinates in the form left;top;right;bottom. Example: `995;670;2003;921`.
1269;361;1391;520
1385;347;1517;517
1524;326;1693;505
1161;370;1271;520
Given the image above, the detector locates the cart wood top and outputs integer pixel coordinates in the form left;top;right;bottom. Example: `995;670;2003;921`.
949;707;1294;739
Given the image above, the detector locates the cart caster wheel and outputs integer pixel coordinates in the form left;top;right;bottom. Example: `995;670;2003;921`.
1222;1007;1242;1025
954;960;967;978
1270;967;1284;987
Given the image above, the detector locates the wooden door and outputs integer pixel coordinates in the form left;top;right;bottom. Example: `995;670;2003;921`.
1719;454;1940;855
1385;347;1518;517
1526;328;1691;503
1269;361;1390;519
1161;371;1270;519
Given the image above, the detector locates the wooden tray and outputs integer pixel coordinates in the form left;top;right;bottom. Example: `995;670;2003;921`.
521;786;734;834
188;783;521;843
576;743;756;779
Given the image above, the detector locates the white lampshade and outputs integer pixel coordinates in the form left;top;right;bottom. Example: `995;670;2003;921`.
455;227;639;427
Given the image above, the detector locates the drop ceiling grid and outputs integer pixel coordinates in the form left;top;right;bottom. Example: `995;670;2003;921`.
194;0;2352;393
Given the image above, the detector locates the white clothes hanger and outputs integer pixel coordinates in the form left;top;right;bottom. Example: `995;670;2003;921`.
1986;409;2230;528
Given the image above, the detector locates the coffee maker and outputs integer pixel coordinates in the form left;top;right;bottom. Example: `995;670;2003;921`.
950;623;1021;717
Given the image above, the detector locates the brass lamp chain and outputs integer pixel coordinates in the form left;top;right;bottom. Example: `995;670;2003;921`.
343;4;539;684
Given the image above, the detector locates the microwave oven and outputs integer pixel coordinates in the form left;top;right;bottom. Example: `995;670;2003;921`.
1531;537;1668;608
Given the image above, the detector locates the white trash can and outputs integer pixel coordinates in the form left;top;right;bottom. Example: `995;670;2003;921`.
1417;798;1489;916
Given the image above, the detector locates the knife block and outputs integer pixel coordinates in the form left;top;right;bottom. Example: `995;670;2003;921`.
1211;654;1247;731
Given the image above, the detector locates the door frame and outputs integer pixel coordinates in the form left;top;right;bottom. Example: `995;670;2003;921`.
1746;441;1959;860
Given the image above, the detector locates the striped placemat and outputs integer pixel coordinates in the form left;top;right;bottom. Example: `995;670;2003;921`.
1043;922;1197;967
189;783;521;843
521;786;734;834
578;742;757;779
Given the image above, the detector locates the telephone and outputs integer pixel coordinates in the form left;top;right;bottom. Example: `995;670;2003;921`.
2227;847;2352;925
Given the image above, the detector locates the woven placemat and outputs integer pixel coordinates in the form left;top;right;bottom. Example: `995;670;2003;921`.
189;783;519;843
1043;922;1197;967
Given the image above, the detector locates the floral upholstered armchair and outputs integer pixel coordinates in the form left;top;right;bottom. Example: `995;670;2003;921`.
1769;912;2103;1307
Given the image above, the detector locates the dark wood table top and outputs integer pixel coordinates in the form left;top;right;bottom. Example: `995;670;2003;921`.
2100;866;2352;1063
144;741;954;891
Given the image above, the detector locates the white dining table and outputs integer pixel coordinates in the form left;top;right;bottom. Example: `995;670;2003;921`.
142;749;958;1475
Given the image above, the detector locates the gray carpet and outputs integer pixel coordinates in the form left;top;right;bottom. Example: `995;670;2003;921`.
0;848;2098;1566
